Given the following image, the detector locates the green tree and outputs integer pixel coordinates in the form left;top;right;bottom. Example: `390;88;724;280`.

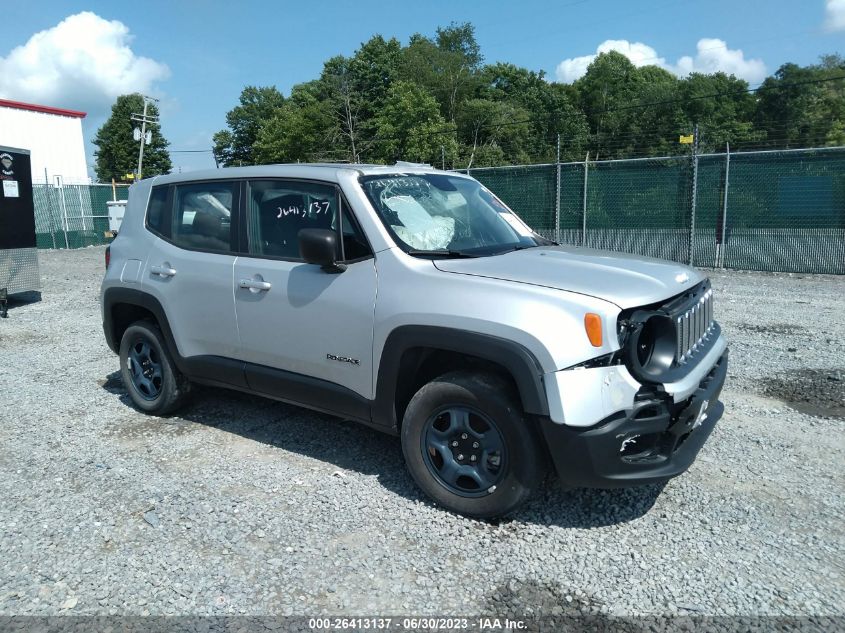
400;23;483;122
253;82;334;163
628;66;685;157
315;36;402;162
372;81;456;164
574;51;646;158
755;56;845;148
213;86;285;166
573;53;694;158
456;98;532;167
480;63;589;161
678;72;760;151
348;35;402;120
321;55;368;162
93;94;171;181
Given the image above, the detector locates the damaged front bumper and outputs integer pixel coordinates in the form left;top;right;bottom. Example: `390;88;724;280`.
540;350;728;488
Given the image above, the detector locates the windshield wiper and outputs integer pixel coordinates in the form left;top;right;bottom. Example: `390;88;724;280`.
406;249;480;258
496;244;541;254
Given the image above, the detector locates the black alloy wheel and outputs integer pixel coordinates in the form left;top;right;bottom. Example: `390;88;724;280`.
421;406;507;497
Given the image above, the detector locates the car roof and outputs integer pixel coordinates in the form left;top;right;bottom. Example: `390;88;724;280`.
148;162;467;186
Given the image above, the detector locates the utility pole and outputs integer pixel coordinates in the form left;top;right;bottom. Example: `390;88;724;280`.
131;96;159;180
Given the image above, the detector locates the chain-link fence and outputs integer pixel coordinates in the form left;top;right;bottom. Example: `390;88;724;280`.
31;149;845;274
32;182;129;249
466;146;845;274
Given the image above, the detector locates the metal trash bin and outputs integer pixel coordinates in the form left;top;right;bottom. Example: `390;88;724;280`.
107;199;128;235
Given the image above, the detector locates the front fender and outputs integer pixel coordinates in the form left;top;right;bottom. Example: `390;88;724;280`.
373;325;549;430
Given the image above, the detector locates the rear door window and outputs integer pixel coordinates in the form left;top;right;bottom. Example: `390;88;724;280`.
171;182;237;253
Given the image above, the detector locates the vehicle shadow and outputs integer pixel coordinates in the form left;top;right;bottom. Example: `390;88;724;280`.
102;371;664;529
1;290;42;316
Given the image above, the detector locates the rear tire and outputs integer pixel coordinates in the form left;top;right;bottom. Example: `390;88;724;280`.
401;371;546;519
119;320;190;415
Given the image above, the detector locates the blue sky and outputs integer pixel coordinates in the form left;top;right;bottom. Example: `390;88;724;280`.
1;0;842;175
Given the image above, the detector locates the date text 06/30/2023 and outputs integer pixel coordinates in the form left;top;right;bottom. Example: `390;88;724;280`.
308;617;528;630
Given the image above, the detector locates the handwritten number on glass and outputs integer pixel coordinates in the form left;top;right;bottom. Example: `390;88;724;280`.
276;200;331;219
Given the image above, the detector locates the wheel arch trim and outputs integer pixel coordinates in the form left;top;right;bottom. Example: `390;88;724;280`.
374;325;549;430
102;287;183;368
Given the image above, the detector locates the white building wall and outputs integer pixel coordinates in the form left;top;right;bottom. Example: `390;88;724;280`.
0;106;89;184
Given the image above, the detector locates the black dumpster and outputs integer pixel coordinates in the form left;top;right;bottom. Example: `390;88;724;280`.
0;145;40;316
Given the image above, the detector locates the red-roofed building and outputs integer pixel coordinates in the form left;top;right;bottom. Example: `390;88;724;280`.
0;98;89;184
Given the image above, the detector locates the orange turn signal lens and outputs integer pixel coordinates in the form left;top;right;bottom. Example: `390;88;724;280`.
584;313;603;347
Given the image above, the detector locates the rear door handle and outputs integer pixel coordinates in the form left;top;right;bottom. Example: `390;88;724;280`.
239;278;272;291
150;264;177;277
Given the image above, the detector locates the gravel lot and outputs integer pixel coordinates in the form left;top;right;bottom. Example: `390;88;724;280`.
0;247;843;619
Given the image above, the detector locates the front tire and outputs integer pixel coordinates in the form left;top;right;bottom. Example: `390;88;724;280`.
119;320;190;415
401;371;546;519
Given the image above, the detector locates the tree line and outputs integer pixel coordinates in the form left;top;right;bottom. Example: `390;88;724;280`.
93;23;844;180
212;24;844;168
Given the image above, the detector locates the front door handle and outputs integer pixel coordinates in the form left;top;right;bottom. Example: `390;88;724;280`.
239;278;272;291
150;264;177;277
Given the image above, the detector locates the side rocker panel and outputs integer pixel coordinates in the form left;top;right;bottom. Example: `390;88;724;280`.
103;287;371;423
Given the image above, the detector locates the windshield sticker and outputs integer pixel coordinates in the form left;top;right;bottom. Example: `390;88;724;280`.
500;212;534;237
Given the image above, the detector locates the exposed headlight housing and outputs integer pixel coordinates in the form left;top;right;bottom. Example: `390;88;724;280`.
617;280;718;384
623;313;676;382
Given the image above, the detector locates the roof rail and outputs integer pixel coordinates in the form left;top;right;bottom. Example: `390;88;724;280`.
395;160;433;169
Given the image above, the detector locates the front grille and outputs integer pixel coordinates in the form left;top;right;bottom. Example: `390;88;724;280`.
675;287;714;364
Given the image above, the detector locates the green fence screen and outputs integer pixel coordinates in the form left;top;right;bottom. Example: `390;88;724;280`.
31;148;844;274
32;183;129;249
466;147;845;274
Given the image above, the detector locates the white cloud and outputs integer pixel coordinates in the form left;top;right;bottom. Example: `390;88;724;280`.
0;12;169;115
825;0;845;31
669;39;767;84
555;38;767;84
555;40;666;83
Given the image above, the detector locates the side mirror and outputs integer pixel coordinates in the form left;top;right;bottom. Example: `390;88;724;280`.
298;228;346;273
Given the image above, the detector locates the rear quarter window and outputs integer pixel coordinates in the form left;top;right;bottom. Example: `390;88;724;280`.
146;186;170;237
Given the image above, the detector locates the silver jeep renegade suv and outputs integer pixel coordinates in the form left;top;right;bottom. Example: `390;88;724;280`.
101;163;728;518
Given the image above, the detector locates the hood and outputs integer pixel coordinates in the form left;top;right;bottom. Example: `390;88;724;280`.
432;246;705;309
